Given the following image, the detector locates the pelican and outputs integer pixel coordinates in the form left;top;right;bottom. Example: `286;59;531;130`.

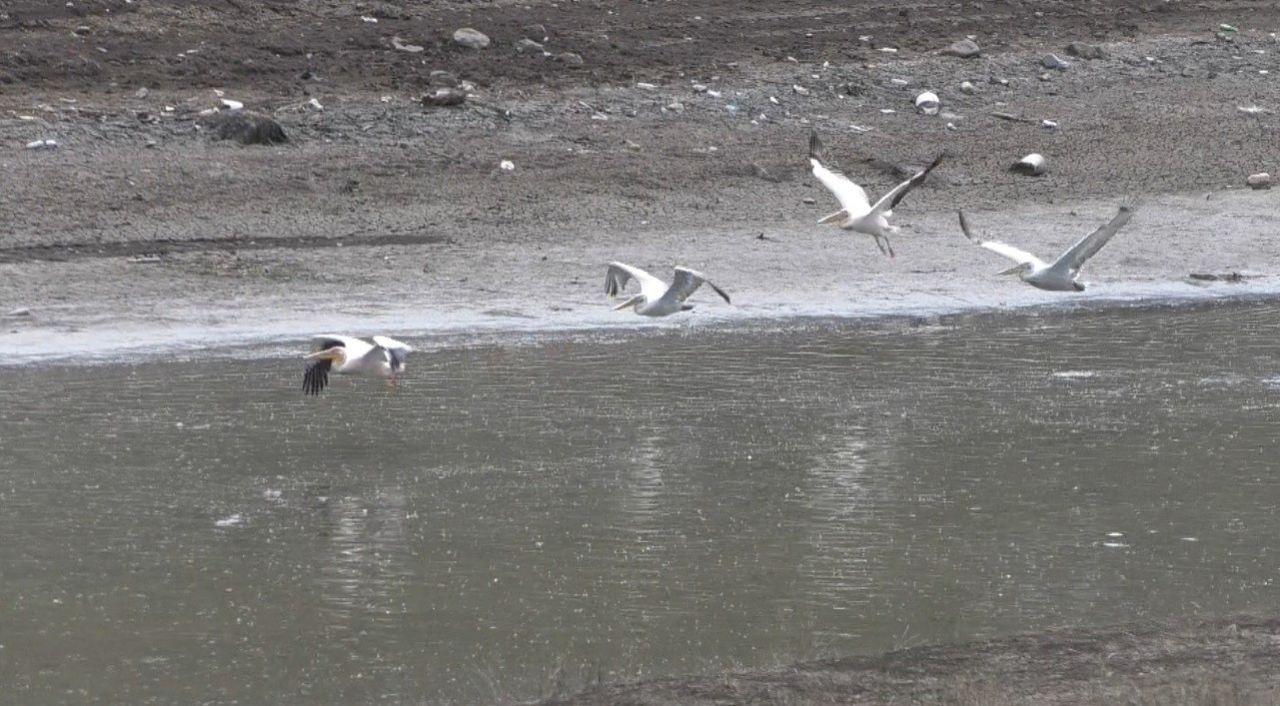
605;262;730;316
957;204;1136;292
302;335;412;395
808;131;944;257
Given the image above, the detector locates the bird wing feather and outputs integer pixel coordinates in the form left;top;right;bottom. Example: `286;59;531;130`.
1052;204;1136;271
810;159;870;215
663;267;731;305
957;211;1047;268
868;153;944;215
605;262;669;302
372;335;412;372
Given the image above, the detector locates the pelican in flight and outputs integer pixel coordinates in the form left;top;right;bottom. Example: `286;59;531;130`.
808;131;944;257
605;262;730;316
957;204;1136;292
302;335;412;395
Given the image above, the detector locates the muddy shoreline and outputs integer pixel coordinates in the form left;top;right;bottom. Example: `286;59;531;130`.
531;615;1280;706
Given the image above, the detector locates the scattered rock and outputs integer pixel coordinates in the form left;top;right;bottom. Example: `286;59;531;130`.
392;36;425;53
1247;172;1272;189
1189;272;1246;282
555;52;584;66
7;307;31;317
25;139;57;150
1041;119;1058;129
942;38;981;58
205;111;288;145
625;139;641;151
1041;53;1070;70
499;160;515;171
421;87;467;107
802;196;816;205
1011;153;1048;176
220;98;244;111
430;70;460;87
73;25;91;36
960;80;977;94
524;23;549;41
1065;41;1107;59
665;100;684;113
914;91;940;115
792;85;810;96
134;87;150;99
515;38;544;53
453;27;490;49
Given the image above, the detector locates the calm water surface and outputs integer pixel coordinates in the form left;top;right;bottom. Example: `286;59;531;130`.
4;300;1280;703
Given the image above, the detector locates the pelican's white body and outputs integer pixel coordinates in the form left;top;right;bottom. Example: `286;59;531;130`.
302;334;413;395
604;262;731;317
808;132;942;257
957;205;1136;293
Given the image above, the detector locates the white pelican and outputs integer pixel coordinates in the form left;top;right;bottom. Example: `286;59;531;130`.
302;335;412;395
809;131;944;257
605;262;730;317
957;204;1136;292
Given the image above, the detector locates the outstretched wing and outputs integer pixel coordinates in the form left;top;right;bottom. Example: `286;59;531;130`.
372;335;412;372
605;261;669;302
809;131;870;215
661;267;731;306
302;358;331;396
869;152;944;215
302;335;350;396
1052;204;1136;271
957;211;1047;268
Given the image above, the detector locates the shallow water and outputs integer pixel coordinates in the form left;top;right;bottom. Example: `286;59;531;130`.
4;299;1280;703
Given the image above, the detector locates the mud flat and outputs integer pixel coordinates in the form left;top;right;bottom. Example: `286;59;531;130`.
5;1;1280;360
533;616;1280;706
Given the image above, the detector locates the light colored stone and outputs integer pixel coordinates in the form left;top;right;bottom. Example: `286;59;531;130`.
942;38;981;58
453;27;490;49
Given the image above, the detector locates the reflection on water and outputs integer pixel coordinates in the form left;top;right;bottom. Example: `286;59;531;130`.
3;299;1280;703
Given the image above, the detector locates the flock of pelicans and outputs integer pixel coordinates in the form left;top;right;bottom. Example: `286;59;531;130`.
301;131;1137;395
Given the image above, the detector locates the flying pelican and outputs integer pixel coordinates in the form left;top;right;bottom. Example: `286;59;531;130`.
605;262;730;316
808;131;944;257
302;335;412;395
957;204;1136;292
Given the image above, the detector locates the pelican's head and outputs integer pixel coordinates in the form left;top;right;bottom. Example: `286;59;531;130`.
305;347;346;364
997;262;1033;278
613;294;645;311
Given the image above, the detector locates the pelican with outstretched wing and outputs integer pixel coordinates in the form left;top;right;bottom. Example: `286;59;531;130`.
302;335;412;395
957;204;1136;292
605;262;731;317
808;131;944;257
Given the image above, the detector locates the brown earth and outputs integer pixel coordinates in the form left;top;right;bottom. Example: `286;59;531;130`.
4;1;1280;696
